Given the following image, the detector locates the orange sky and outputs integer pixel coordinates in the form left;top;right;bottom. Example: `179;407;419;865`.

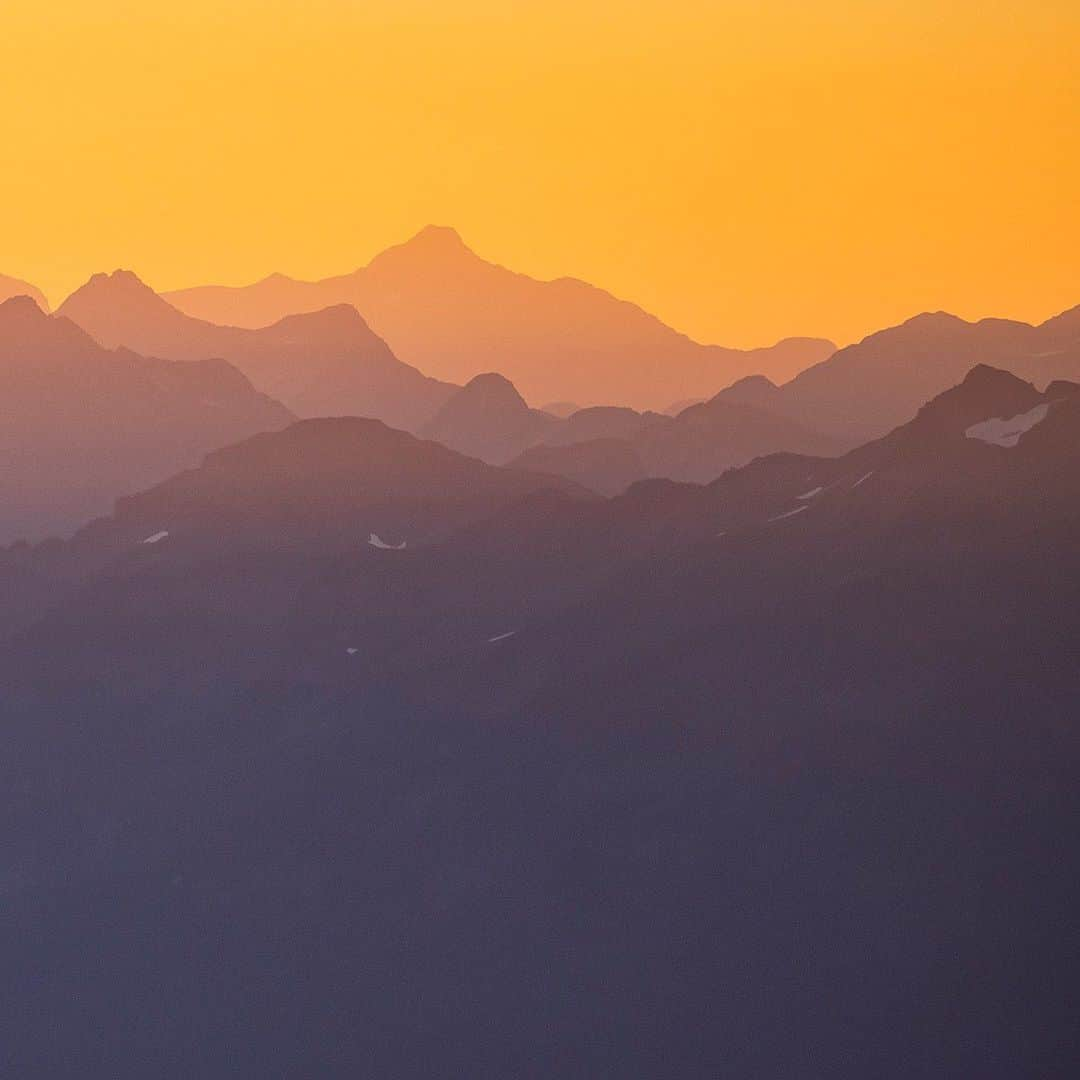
1;1;1077;347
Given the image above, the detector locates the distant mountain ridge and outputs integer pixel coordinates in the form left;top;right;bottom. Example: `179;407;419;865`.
162;226;836;408
2;363;1080;1077
0;295;292;542
415;368;841;490
58;270;457;431
721;305;1080;444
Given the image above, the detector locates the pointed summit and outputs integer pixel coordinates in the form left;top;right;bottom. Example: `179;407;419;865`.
421;372;558;464
165;227;840;405
901;364;1044;443
267;303;373;340
66;268;161;305
405;224;468;252
368;225;475;274
57;269;200;355
0;292;97;355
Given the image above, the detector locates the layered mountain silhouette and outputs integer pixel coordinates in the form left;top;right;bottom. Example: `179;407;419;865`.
434;373;843;489
163;226;836;408
509;437;647;496
2;365;1080;1077
632;394;843;484
420;372;560;462
4;363;1077;726
510;394;843;492
58;270;456;431
541;404;669;447
114;415;590;545
722;306;1080;443
0;272;48;311
0;295;292;541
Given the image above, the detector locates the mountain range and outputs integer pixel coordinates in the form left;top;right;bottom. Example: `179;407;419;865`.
162;226;837;408
721;306;1080;443
53;272;846;489
424;371;843;489
57;269;457;431
54;247;1080;459
1;365;1078;1076
0;296;292;542
11;254;1079;512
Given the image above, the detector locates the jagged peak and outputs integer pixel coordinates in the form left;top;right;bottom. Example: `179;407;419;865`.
90;268;152;291
61;268;164;309
908;364;1042;433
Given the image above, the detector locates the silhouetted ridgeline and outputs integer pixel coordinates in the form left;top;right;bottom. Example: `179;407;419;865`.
164;226;837;407
0;367;1078;1075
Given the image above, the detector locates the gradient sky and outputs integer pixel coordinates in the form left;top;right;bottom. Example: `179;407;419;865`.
2;1;1077;346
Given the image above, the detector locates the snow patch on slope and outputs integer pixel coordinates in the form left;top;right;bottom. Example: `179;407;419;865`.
965;403;1050;448
769;505;809;523
369;533;407;550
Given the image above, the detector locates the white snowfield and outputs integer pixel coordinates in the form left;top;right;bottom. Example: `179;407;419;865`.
769;505;809;522
797;487;823;500
965;403;1050;448
141;531;169;545
488;631;517;643
346;647;358;655
368;533;407;550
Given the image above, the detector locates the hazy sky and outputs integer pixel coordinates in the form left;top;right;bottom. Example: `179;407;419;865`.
2;1;1077;346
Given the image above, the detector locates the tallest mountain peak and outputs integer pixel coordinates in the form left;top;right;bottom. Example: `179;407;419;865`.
365;224;476;276
410;224;467;248
388;224;473;262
